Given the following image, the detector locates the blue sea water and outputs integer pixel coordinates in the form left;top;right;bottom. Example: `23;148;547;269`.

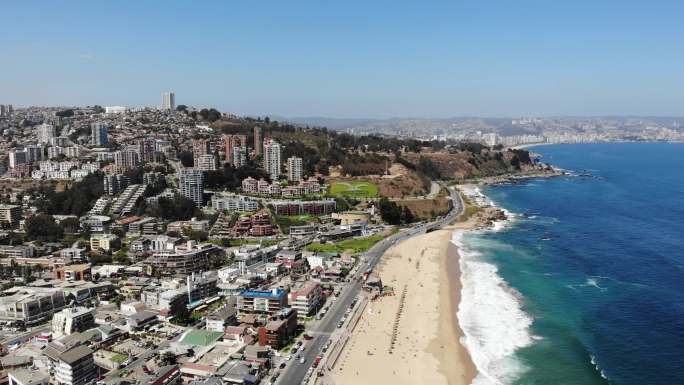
456;143;684;385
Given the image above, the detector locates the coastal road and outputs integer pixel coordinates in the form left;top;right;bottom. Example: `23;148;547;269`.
276;185;463;385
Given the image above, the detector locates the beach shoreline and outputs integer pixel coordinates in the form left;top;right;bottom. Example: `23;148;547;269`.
332;226;477;385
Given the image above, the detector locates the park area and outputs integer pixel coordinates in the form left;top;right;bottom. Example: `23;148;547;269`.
329;180;379;198
305;234;385;254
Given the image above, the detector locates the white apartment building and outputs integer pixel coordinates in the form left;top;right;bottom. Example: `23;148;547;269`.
178;169;204;206
287;156;303;182
195;154;218;171
161;92;175;110
263;140;282;180
37;123;56;144
211;194;259;212
288;282;323;319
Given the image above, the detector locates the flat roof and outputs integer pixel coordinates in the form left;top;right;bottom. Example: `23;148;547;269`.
240;288;285;298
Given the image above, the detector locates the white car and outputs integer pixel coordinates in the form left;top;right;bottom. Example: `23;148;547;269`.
300;357;306;364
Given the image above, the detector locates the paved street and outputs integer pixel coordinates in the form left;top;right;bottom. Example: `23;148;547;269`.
276;186;462;385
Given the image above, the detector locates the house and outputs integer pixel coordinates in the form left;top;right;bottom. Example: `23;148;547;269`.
205;305;238;332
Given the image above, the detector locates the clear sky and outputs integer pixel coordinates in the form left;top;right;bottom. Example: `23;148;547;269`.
1;0;683;118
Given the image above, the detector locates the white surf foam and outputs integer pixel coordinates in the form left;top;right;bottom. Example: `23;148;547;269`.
454;230;534;385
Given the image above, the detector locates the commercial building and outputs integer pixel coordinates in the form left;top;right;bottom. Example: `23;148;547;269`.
237;288;288;315
0;287;67;325
287;156;303;182
161;92;175;111
148;241;221;276
51;307;95;337
56;264;92;281
263;139;281;180
90;123;108;146
178;169;204;206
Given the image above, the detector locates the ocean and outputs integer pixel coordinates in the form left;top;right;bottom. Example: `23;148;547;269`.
455;143;684;385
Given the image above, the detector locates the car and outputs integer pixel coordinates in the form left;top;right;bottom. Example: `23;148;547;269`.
303;333;313;340
299;357;306;364
337;321;343;328
313;356;322;368
279;362;287;369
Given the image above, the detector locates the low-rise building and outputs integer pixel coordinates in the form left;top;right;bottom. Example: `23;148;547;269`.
52;307;95;337
56;265;92;281
288;282;323;318
257;307;298;349
237;288;288;315
89;233;119;252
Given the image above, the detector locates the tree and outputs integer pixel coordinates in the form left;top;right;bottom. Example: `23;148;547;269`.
112;251;130;265
25;214;64;242
60;217;81;234
378;198;402;225
179;151;194;167
401;206;415;224
146;195;199;221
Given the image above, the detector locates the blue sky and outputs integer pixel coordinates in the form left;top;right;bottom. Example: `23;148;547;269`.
1;0;683;118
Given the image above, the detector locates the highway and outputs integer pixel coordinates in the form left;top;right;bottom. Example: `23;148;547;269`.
276;185;462;385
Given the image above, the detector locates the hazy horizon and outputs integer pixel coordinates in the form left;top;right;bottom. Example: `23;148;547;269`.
2;1;683;118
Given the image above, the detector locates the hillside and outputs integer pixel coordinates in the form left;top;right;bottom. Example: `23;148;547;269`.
210;117;542;184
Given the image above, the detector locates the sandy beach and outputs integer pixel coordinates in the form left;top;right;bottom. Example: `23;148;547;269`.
332;223;478;385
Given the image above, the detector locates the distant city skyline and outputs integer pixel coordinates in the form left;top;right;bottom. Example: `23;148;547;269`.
1;1;683;118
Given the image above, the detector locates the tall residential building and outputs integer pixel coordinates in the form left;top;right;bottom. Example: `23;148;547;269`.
0;204;22;227
8;150;27;168
25;145;44;163
137;139;156;163
90;123;108;146
223;134;247;163
103;174;129;195
37;123;56;144
192;139;211;158
161;92;175;111
254;126;263;156
263;139;281;180
114;149;140;169
287;156;303;182
178;169;204;206
232;146;247;168
195;154;218;171
0;105;12;117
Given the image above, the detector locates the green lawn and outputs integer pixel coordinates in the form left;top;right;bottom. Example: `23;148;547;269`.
305;234;385;254
112;354;128;364
329;181;379;198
